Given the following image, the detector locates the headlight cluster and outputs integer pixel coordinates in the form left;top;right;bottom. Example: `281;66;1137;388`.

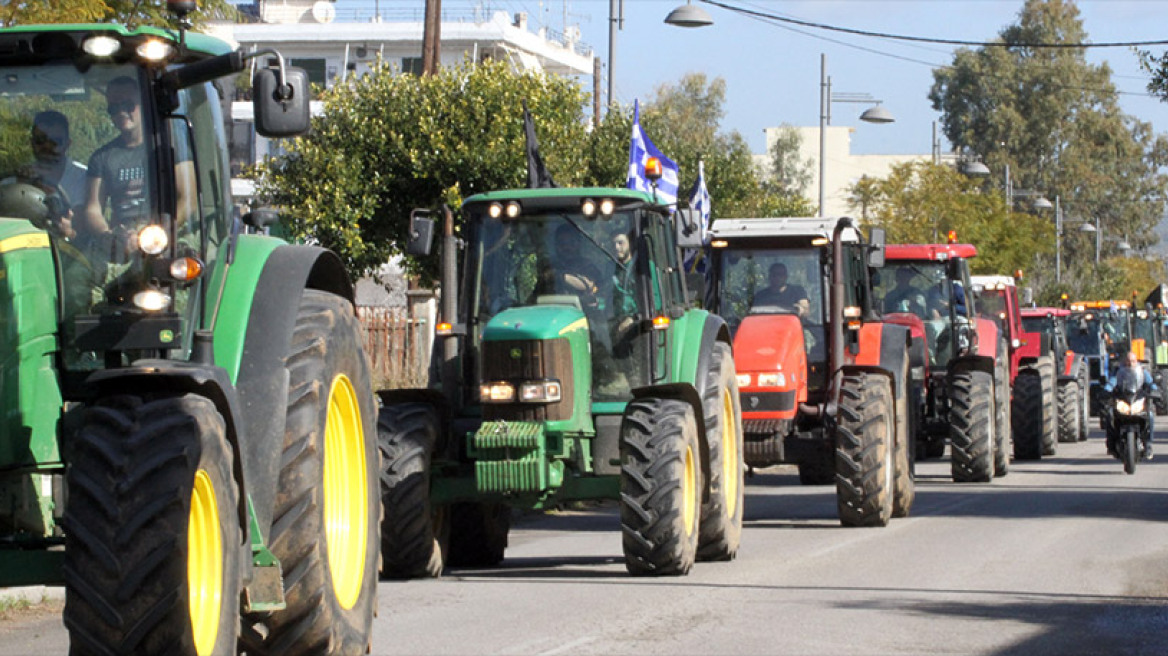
480;380;563;404
581;198;615;217
126;224;204;312
82;35;175;63
487;201;521;219
736;372;786;388
1116;398;1145;415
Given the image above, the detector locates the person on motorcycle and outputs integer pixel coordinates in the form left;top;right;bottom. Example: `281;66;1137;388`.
1104;350;1156;460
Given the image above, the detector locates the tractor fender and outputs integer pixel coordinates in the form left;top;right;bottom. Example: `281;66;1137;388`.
631;381;711;502
86;362;248;539
1059;351;1083;382
690;313;732;405
229;245;356;542
949;353;996;378
974;318;1001;359
846;322;910;401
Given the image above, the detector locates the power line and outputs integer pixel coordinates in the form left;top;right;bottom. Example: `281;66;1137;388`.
702;0;1168;48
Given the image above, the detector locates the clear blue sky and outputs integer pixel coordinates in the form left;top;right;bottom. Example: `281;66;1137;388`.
284;1;1168;158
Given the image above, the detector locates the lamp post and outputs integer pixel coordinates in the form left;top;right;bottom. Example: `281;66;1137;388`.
817;53;894;216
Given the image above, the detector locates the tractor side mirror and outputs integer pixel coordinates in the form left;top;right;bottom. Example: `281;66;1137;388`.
407;209;435;256
674;208;704;249
1022;287;1034;306
867;227;886;268
253;66;310;137
242;207;280;231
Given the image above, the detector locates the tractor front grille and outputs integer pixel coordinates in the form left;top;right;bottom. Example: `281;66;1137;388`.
481;338;574;422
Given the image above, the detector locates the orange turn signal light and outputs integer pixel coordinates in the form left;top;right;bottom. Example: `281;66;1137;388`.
436;322;454;336
168;257;203;282
652;315;670;330
947;230;958;244
645;157;663;181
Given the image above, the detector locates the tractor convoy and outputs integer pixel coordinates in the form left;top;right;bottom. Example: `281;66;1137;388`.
0;5;1159;655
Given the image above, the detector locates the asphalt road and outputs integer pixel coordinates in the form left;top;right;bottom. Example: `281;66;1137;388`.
3;428;1167;655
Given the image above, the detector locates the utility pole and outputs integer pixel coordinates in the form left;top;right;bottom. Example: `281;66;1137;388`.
422;0;441;76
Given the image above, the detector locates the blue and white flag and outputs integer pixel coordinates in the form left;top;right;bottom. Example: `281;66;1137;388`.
627;100;680;206
684;160;712;273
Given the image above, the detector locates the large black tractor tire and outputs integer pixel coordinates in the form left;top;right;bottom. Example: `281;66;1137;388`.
797;453;835;485
1057;381;1082;444
949;370;995;483
446;502;511;567
696;343;744;562
241;290;379;656
1037;356;1057;456
63;394;240;656
1012;369;1044;460
378;402;447;579
1078;368;1091;441
834;373;895;527
993;350;1011;477
620;398;702;576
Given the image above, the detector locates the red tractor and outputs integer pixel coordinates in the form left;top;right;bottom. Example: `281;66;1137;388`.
877;243;1011;482
1020;307;1090;443
704;217;914;527
972;275;1057;459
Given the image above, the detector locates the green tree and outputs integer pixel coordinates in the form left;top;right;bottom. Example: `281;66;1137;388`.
640;73;813;219
847;161;1052;277
2;0;237;28
930;0;1167;293
764;124;813;197
257;60;595;279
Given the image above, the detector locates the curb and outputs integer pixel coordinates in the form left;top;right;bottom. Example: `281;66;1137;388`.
0;585;65;605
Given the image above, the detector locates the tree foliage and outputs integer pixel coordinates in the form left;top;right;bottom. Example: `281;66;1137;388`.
929;0;1168;298
848;161;1053;277
764;125;813;198
641;73;813;218
1;0;237;28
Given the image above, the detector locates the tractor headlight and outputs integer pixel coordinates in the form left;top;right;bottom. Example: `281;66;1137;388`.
132;289;170;311
736;374;751;388
480;382;515;403
757;372;786;387
519;380;562;403
138;224;169;255
136;39;175;62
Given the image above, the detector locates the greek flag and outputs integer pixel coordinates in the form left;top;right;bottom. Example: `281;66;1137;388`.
684;161;712;273
626;100;679;205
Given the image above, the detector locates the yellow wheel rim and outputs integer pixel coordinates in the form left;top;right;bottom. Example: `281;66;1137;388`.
721;389;739;517
188;470;222;656
324;373;368;610
682;444;697;537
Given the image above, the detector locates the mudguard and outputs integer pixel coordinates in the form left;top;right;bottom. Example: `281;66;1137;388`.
846;322;910;401
215;242;355;541
1060;351;1085;381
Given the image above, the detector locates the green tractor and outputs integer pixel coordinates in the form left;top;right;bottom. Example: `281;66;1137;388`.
379;186;744;577
0;9;379;656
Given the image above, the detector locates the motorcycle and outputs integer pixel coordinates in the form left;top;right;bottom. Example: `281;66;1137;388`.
1107;368;1152;474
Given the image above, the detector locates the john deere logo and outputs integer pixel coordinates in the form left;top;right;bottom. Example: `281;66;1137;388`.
510;348;522;359
159;330;175;344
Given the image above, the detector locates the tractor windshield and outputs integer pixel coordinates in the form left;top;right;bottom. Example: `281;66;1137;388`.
874;260;958;365
715;247;825;360
467;209;647;400
977;288;1008;334
0;59;212;370
1021;317;1049;335
1067;316;1105;356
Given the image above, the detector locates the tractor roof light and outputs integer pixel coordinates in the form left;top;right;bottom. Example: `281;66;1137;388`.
599;198;615;216
136;39;175;62
947;230;958;244
82;35;122;57
811;237;830;246
487;202;504;219
581;198;597;216
505;201;521;218
711;239;728;248
645;157;663;182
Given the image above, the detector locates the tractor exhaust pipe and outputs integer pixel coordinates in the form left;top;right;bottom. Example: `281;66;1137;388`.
826;217;853;417
441;205;460;404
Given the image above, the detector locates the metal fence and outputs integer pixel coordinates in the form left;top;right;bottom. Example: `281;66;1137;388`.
357;305;430;389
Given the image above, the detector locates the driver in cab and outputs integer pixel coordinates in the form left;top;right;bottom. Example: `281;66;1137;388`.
752;262;810;319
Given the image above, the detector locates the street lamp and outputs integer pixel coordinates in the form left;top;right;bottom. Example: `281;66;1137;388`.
818;53;894;216
664;0;714;28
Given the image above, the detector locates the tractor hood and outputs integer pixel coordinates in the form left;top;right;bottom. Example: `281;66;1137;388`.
482;303;590;342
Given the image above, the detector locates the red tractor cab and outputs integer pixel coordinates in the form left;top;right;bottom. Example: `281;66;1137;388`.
878;243;1010;482
704;217;915;527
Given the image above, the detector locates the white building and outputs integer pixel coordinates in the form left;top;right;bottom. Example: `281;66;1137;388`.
757;126;928;217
